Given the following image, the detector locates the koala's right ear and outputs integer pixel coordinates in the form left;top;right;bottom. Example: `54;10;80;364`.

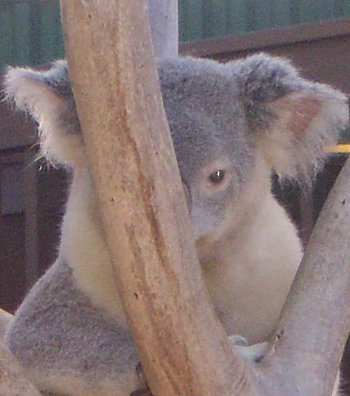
4;60;84;168
234;53;349;182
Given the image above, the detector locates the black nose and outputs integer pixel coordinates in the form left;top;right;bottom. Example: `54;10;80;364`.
182;181;192;212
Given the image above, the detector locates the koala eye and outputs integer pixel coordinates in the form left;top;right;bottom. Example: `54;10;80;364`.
208;170;226;184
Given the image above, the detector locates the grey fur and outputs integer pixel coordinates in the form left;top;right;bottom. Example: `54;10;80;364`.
5;61;80;136
8;261;139;394
3;54;348;395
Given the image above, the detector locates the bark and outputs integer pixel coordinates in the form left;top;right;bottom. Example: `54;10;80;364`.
256;156;350;396
59;1;350;395
149;0;178;57
60;1;252;396
0;340;41;396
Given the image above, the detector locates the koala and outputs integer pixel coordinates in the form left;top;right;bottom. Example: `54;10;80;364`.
4;54;348;396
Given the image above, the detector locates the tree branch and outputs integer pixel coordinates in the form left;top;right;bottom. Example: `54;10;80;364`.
149;0;178;57
60;1;350;395
60;1;252;395
257;156;350;395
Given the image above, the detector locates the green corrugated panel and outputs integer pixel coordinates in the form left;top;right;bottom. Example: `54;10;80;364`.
317;0;335;20
202;0;227;37
0;6;13;66
334;0;350;18
29;2;43;65
344;0;350;16
0;0;63;67
270;0;291;28
226;0;248;34
179;0;350;42
298;0;320;23
247;0;273;31
38;1;64;62
179;0;203;42
0;2;31;66
2;0;350;56
288;0;301;24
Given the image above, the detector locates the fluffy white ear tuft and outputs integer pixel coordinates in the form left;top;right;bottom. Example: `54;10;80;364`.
235;53;348;181
4;63;85;169
259;89;348;180
5;67;62;117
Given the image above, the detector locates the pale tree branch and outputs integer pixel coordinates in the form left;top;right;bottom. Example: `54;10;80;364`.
60;1;252;396
256;156;350;396
59;1;350;395
149;0;178;57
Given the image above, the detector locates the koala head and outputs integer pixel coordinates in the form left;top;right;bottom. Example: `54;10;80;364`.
4;54;348;249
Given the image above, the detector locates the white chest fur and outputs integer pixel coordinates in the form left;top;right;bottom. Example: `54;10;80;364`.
203;193;302;343
60;169;302;344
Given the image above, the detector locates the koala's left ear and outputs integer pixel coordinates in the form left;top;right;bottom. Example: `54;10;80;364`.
4;60;83;168
234;53;349;180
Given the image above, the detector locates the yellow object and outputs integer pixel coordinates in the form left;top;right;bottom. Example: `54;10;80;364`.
326;144;350;153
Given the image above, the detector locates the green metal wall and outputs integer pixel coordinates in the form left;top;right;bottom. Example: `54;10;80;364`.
1;0;350;66
179;0;350;41
0;0;63;67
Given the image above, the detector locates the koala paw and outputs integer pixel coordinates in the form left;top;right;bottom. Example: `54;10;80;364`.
229;335;249;346
229;335;269;364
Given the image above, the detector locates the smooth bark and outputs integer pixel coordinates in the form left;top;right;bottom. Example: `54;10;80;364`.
60;1;252;395
256;156;350;395
149;0;178;57
60;1;350;395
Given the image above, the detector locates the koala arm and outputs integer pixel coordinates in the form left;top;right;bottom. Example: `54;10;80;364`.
228;335;269;364
5;260;141;396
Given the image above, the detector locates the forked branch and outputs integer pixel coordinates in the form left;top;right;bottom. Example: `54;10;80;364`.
60;1;350;395
60;1;252;395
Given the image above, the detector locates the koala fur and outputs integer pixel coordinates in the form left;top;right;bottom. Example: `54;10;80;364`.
4;54;348;395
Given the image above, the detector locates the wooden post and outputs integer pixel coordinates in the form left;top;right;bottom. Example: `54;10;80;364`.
60;1;252;396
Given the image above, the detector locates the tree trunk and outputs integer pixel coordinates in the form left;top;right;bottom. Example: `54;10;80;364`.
60;1;350;395
149;0;178;57
60;1;252;396
256;156;350;396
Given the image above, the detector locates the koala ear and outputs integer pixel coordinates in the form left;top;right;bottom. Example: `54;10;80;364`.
4;60;84;168
235;53;349;181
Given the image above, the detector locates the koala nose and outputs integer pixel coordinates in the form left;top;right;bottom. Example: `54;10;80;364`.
182;181;192;212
